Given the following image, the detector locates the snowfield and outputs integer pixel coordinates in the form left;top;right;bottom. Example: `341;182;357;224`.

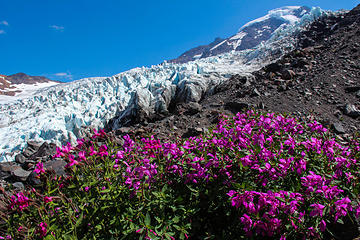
0;7;329;162
0;81;60;104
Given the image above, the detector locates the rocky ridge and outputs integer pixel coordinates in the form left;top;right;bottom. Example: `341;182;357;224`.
0;73;59;96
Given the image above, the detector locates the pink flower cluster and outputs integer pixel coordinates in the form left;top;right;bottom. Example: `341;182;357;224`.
50;110;360;239
10;192;30;211
227;190;304;237
35;222;47;238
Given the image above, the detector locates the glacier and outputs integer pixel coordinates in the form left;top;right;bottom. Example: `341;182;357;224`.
0;7;331;162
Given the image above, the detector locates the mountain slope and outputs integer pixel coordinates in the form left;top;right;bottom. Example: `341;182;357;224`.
170;6;311;63
0;73;60;98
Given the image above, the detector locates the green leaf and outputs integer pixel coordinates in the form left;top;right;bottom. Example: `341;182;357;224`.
155;216;162;223
162;184;168;193
145;213;151;226
180;232;185;240
44;235;56;240
337;218;344;224
75;212;84;227
173;224;181;230
172;216;180;224
100;188;111;193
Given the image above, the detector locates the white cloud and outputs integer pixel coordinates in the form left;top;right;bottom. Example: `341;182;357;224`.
0;30;5;34
0;21;8;26
50;25;65;31
54;72;73;80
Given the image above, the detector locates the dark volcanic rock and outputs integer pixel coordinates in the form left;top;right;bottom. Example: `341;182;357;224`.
12;168;31;182
27;141;42;151
0;163;21;180
332;122;346;134
225;102;250;114
265;63;282;73
182;127;204;138
12;182;25;191
29;142;57;161
115;127;132;135
345;86;360;93
184;102;202;115
281;69;296;80
22;148;36;158
43;160;67;176
343;104;360;118
27;171;42;186
15;154;26;164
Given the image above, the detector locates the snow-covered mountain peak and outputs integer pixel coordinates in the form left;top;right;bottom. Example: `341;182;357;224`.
171;6;314;64
238;6;309;31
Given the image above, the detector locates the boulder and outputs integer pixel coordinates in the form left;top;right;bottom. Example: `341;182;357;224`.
0;163;21;180
343;104;360;118
182;127;205;138
225;102;250;114
332;123;346;134
12;182;25;191
250;88;261;97
12;168;31;182
281;70;296;80
29;142;57;160
265;63;282;73
345;86;360;93
15;154;26;164
184;102;202;115
43;160;67;177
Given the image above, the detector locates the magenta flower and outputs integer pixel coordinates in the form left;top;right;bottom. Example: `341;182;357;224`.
240;214;253;232
355;205;360;218
319;220;326;232
10;192;30;211
334;197;352;221
307;227;318;238
89;146;97;156
54;147;63;158
44;196;53;204
64;154;79;168
76;138;85;147
78;151;86;161
309;203;325;217
123;135;135;152
35;222;47;238
34;162;45;174
98;144;109;157
116;150;125;159
0;236;12;240
92;129;106;139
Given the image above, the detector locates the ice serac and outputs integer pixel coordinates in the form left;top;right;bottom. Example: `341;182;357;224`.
0;7;330;162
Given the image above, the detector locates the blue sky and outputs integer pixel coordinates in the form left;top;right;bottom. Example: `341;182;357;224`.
0;0;358;82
